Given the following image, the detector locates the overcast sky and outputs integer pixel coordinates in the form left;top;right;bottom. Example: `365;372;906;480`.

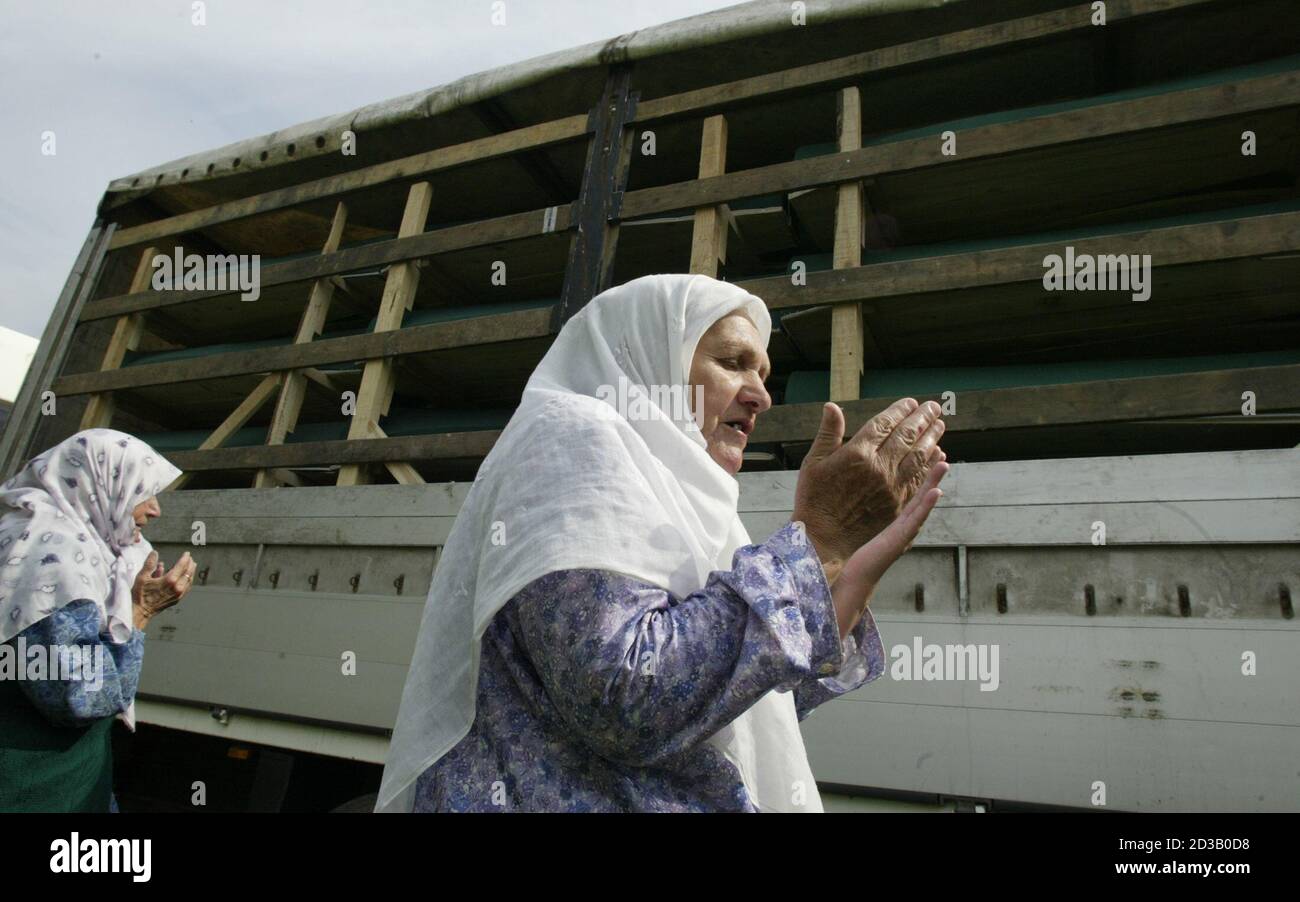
0;0;742;338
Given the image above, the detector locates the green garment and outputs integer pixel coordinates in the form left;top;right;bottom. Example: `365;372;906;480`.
0;674;114;812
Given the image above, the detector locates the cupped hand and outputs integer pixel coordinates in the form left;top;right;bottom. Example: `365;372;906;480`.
831;459;949;638
131;550;197;630
792;397;946;579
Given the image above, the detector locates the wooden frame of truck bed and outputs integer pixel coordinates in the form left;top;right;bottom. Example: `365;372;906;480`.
3;0;1297;485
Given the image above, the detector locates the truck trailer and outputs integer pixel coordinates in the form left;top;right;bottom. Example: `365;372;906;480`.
2;0;1297;812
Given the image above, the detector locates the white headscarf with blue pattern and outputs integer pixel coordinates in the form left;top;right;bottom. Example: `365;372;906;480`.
0;429;181;647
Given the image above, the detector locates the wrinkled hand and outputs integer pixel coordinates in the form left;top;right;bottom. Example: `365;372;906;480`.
131;550;196;630
832;460;948;638
792;398;946;581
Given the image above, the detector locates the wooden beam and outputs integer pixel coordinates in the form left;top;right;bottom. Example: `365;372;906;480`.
83;204;573;322
301;367;342;395
620;69;1300;221
752;365;1300;443
108;114;590;250
88;63;1295;325
632;0;1215;124
366;421;426;485
52;207;1300;399
255;201;349;488
0;222;113;479
80;245;158;429
53;305;556;396
830;87;864;403
53;205;1300;401
338;182;433;486
689;114;729;277
857;179;889;369
103;1;1206;257
735;209;1300;310
168;431;500;472
157;364;1300;473
170;372;283;489
553;64;637;328
384;461;426;485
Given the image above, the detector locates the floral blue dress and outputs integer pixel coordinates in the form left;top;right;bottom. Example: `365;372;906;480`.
7;599;145;724
413;522;885;812
0;599;144;812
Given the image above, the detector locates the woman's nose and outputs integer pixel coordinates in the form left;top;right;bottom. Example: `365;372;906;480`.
740;377;772;414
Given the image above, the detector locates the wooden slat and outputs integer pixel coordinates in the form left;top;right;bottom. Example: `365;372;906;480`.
633;0;1216;124
84;205;573;321
689;114;729;277
739;209;1300;310
166;431;500;471
86;64;1297;325
366;421;427;485
52;306;555;396
79;246;158;429
104;0;1207;260
384;461;425;485
52;207;1300;399
169;373;284;489
621;68;1300;220
338;183;433;486
154;482;473;519
159;365;1300;474
196;374;284;450
752;364;1300;443
553;65;637;328
830;86;864;402
255;201;349;488
143;515;457;547
108;114;590;250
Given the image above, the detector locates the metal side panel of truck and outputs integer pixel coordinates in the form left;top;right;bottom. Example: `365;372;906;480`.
133;447;1300;812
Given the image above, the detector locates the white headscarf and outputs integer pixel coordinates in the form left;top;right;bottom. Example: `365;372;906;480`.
0;429;181;707
377;273;825;813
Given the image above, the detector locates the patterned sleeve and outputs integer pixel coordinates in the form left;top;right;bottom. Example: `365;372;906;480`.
14;598;146;727
793;605;887;721
508;520;883;768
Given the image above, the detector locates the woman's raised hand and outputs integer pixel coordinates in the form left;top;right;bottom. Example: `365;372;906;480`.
131;550;197;631
830;459;948;639
792;398;946;583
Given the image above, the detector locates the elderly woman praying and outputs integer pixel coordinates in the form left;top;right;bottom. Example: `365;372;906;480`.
378;274;948;813
0;429;197;812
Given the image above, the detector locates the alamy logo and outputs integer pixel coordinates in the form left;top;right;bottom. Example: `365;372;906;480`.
0;639;104;691
595;375;704;428
1042;247;1151;302
49;833;151;882
152;248;261;301
889;637;999;691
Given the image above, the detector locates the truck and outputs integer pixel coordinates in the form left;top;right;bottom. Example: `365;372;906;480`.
2;0;1297;812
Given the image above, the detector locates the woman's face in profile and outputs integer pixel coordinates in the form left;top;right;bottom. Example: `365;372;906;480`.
131;496;161;543
688;312;772;475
